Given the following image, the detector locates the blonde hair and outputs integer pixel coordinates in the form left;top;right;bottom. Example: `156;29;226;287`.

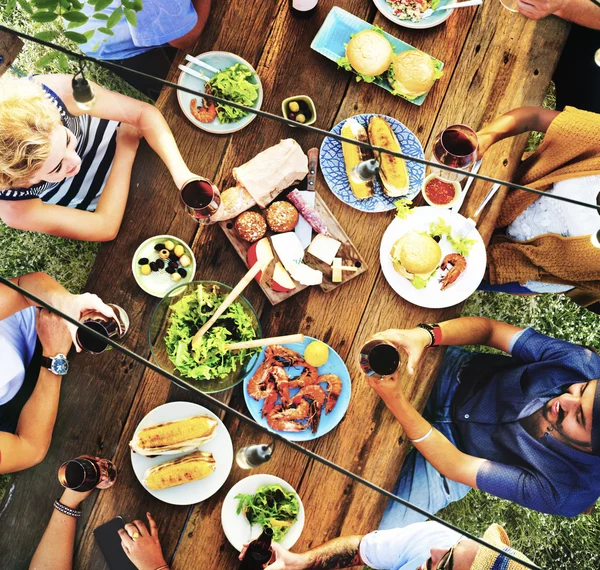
0;78;62;189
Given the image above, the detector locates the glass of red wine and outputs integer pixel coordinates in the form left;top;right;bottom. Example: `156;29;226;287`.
180;176;221;224
430;124;479;182
58;455;117;492
359;339;401;379
76;304;129;354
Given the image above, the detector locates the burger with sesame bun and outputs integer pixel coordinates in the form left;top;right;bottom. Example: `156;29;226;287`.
339;28;394;83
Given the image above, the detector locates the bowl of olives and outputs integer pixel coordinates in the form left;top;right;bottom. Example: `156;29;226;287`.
282;95;317;127
132;235;197;298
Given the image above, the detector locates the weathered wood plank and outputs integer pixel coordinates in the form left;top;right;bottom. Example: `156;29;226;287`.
0;30;23;77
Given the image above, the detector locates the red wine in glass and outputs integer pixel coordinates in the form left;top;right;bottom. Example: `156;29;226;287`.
359;340;401;379
430;124;479;182
76;304;129;354
58;455;117;491
180;176;221;224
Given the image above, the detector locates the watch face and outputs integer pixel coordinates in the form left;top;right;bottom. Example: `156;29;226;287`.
51;356;69;375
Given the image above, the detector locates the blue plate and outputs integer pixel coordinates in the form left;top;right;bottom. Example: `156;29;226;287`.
242;337;352;442
320;114;425;213
310;7;443;106
373;0;456;30
176;51;263;135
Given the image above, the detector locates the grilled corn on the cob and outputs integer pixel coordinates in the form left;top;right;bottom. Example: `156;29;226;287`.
368;116;409;197
130;415;218;456
143;450;216;490
341;118;375;199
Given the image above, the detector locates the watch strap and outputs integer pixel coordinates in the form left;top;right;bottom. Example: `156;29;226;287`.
416;323;442;348
40;355;54;371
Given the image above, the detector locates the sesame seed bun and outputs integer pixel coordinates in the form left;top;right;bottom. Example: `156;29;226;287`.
345;30;394;77
389;50;439;100
390;231;442;279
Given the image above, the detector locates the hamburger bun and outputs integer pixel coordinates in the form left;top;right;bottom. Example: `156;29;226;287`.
346;30;394;77
390;231;442;280
389;50;440;100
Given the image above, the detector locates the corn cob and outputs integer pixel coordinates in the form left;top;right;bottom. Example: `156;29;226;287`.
368;116;409;197
143;450;216;490
341;118;374;199
130;415;218;456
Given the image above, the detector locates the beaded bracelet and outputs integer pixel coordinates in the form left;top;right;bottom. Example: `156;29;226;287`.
53;499;82;518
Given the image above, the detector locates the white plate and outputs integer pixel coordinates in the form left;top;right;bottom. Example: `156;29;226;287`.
380;206;486;308
221;474;305;552
130;402;233;505
373;0;456;29
131;235;197;298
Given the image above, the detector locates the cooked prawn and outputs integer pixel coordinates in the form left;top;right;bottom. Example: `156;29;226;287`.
439;253;467;290
262;390;279;418
265;345;305;368
291;385;327;407
319;374;342;414
190;85;217;123
247;361;277;400
267;401;310;432
289;364;319;388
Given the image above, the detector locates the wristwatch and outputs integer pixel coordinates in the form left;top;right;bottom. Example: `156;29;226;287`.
40;354;69;376
416;323;442;348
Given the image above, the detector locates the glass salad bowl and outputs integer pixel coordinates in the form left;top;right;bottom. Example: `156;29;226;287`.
149;280;262;393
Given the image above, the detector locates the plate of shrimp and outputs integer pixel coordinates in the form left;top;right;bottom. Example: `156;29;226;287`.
243;337;352;441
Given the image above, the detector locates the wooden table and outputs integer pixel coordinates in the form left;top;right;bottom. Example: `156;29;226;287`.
0;2;568;568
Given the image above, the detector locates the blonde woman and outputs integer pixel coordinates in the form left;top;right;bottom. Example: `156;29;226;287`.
0;75;197;241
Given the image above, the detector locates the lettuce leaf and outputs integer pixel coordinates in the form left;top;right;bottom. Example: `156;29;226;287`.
207;63;259;124
394;198;413;220
336;56;380;83
412;275;429;289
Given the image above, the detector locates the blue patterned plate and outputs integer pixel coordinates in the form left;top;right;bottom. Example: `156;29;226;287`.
320;114;425;213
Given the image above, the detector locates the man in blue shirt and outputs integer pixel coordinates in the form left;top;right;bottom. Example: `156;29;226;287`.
77;0;211;100
364;317;600;527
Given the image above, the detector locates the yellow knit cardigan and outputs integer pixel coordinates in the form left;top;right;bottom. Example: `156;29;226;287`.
487;107;600;293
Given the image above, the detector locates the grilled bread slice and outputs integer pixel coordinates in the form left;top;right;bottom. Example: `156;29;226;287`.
130;415;218;456
143;451;216;490
368;116;409;197
341;118;375;199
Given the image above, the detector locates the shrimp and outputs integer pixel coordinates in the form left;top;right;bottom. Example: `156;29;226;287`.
265;345;305;368
266;401;310;432
290;385;327;407
189;85;217;123
262;390;279;418
288;364;319;388
247;361;276;400
439;253;467;290
271;367;291;407
319;374;342;414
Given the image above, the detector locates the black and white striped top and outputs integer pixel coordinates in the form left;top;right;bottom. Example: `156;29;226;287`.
0;81;119;212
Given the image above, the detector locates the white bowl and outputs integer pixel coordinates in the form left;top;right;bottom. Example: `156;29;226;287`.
421;173;462;208
372;0;456;30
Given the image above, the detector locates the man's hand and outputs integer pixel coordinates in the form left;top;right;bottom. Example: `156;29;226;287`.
517;0;568;19
368;328;431;375
239;542;304;570
36;308;72;357
119;513;168;570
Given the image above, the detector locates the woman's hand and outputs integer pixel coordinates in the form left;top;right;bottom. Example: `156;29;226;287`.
119;513;168;570
59;487;93;509
476;131;495;160
516;0;567;19
172;168;196;192
240;541;304;570
368;328;431;375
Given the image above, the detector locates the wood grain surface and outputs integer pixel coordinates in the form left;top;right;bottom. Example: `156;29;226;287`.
0;1;569;568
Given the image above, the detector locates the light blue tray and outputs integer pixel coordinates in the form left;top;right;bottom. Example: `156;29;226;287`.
310;6;443;106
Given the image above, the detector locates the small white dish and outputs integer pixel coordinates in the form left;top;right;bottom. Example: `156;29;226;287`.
221;474;305;552
421;173;462;209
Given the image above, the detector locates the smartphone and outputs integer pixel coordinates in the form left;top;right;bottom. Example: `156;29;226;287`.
94;517;138;570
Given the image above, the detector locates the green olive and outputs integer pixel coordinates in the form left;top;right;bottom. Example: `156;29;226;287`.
288;101;300;113
296;113;306;124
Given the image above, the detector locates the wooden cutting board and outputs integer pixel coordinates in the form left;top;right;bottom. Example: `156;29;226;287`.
219;188;368;305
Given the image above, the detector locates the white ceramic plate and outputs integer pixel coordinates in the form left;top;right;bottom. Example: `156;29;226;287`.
130;401;233;505
131;235;196;298
380;206;486;308
373;0;456;29
177;51;263;134
221;474;305;552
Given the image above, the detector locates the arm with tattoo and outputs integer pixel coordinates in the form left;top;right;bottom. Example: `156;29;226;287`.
299;536;364;569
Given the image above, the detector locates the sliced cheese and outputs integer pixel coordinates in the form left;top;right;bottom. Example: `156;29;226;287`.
333;258;359;272
289;263;323;286
332;266;342;283
307;234;342;265
271;232;323;286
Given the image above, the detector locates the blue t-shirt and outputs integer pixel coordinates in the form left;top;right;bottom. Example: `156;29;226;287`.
360;522;460;570
454;328;600;517
0;307;38;406
78;0;198;60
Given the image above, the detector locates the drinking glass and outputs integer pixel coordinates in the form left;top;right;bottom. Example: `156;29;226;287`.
359;339;401;379
499;0;519;12
180;176;221;224
76;304;129;354
58;455;117;491
430;124;479;182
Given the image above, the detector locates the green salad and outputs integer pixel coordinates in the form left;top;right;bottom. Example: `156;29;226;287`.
164;284;258;381
207;63;260;124
236;484;300;542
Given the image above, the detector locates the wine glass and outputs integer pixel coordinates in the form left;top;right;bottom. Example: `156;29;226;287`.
430;124;479;182
58;455;117;491
359;339;401;380
180;176;221;224
76;304;129;354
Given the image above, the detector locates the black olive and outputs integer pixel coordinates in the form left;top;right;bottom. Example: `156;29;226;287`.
138;257;149;265
155;259;164;269
165;266;176;274
178;268;187;277
433;235;441;243
169;252;179;262
154;243;165;251
149;261;157;272
169;261;178;270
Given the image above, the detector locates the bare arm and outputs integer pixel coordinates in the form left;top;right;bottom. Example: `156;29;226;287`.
477;106;560;157
517;0;600;29
0;273;69;321
169;0;211;51
36;75;194;190
29;489;92;570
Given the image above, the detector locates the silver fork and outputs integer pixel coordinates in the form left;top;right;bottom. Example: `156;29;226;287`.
454;182;501;239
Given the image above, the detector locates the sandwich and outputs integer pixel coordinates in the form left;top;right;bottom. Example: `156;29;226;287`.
341;118;375;199
390;231;442;289
368;116;409;197
130;415;218;456
143;450;216;490
388;50;442;100
339;28;394;82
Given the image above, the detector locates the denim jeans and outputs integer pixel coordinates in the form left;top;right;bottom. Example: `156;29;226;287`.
379;347;473;529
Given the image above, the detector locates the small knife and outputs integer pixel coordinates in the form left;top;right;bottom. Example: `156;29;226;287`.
307;148;318;192
295;148;320;248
